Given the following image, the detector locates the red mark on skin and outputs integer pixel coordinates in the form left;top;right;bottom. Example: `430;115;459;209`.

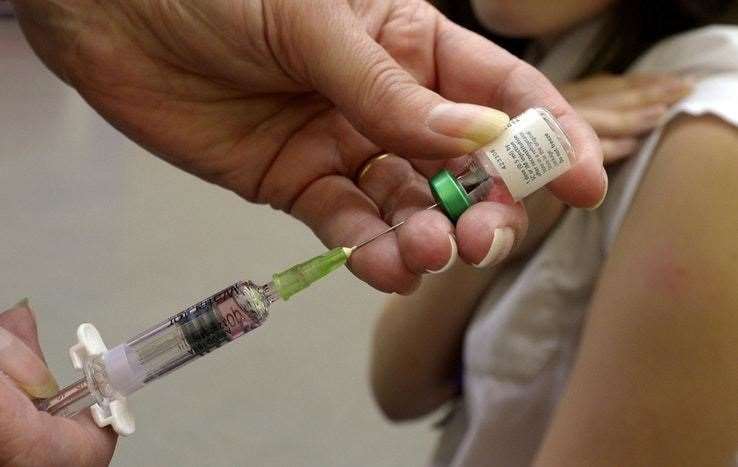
643;245;690;296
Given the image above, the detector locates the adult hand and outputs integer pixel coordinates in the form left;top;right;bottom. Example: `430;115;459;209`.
560;73;693;162
0;300;117;466
12;0;605;293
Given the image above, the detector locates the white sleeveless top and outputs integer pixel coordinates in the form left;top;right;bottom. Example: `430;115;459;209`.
432;25;738;467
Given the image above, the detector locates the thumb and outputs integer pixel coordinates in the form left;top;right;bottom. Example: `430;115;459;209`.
298;6;509;159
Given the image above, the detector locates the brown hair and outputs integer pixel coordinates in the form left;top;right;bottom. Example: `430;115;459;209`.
436;0;738;76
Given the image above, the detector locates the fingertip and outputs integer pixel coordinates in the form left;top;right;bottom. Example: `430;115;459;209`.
473;227;515;268
455;202;527;266
0;301;42;359
586;167;609;211
456;207;493;265
395;210;455;274
547;159;606;208
348;236;420;294
0;327;57;399
13;297;30;311
547;108;606;208
427;233;458;274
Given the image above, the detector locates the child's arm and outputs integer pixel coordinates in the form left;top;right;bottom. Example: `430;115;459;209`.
534;115;738;466
370;262;495;421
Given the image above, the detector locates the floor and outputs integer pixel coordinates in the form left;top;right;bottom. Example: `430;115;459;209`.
0;19;436;467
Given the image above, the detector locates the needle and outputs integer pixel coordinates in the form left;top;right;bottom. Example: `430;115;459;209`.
351;203;438;252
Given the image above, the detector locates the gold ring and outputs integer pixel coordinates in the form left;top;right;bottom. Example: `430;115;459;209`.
356;153;391;184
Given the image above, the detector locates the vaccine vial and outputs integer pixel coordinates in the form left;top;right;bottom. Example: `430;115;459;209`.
430;108;576;221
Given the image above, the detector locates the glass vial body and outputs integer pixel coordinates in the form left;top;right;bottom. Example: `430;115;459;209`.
431;108;576;221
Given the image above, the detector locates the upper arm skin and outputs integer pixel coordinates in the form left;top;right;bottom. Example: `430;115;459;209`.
534;115;738;467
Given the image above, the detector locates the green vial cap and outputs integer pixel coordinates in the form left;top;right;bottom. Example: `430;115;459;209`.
430;169;471;222
272;247;352;301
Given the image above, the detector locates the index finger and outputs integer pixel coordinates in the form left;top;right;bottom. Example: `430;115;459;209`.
434;20;606;208
289;174;422;294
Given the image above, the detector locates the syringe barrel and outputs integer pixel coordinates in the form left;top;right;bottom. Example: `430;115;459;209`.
101;281;272;397
40;250;344;423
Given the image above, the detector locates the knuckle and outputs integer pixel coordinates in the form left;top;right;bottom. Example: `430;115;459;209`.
357;54;414;127
380;1;435;58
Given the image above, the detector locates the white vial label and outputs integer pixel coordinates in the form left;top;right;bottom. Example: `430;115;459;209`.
481;109;572;200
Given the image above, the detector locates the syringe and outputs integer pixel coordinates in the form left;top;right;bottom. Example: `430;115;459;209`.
35;107;576;435
34;247;353;434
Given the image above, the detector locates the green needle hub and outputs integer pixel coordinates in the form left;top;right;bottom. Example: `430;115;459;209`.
272;247;352;300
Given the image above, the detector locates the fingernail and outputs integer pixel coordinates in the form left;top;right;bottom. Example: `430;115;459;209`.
587;167;609;210
428;103;509;147
0;327;58;399
426;233;459;274
13;297;30;310
474;227;515;268
20;379;59;399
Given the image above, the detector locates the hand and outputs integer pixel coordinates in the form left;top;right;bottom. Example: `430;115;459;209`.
12;0;605;293
560;73;693;163
0;300;117;467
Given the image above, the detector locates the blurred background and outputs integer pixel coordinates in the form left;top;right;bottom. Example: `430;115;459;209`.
0;19;436;466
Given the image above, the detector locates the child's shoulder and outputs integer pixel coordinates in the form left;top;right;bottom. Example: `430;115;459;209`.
629;26;738;137
633;25;738;78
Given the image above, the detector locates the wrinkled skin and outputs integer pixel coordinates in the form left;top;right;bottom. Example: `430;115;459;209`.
11;0;604;294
